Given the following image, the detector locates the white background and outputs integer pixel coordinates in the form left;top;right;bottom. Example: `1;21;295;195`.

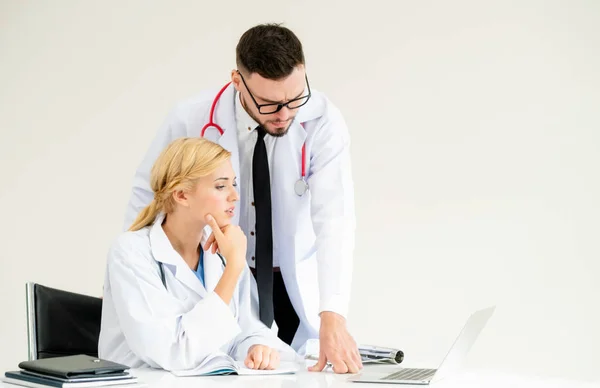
1;0;599;382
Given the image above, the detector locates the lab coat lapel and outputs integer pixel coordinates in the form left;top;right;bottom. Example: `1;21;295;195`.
149;214;206;298
271;120;307;273
273;119;307;195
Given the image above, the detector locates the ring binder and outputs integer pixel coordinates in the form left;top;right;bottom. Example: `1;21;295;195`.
358;345;404;364
303;340;404;365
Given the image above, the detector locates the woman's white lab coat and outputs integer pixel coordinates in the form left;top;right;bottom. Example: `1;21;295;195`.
98;213;296;371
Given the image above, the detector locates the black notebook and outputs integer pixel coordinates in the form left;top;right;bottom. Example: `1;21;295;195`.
3;371;139;388
17;355;129;379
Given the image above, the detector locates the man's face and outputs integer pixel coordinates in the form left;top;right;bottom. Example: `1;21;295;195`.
232;66;309;137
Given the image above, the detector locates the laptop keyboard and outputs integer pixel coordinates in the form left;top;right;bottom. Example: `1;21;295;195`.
383;368;437;381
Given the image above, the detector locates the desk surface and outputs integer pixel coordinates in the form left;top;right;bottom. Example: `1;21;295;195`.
130;364;600;388
2;364;598;388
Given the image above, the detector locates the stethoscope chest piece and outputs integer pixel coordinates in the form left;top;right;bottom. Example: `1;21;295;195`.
294;178;308;196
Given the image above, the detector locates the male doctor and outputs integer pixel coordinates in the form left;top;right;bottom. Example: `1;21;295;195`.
124;23;361;374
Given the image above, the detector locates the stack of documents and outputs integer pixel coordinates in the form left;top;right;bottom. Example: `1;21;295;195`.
2;355;143;388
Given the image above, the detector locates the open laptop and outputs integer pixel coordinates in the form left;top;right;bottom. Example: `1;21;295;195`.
349;306;495;385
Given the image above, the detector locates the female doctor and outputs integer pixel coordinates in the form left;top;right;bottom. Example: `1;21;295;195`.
98;137;296;371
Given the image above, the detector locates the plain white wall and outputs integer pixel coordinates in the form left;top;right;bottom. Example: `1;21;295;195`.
1;0;599;382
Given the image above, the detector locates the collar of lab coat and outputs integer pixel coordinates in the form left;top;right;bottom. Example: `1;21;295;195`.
149;213;223;297
234;90;259;133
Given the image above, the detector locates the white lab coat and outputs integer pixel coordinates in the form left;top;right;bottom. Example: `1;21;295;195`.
98;213;296;370
124;84;356;351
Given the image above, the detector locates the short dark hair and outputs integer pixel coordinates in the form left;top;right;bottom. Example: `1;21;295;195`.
236;23;305;80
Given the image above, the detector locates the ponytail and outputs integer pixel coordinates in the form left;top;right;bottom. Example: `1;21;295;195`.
129;199;162;231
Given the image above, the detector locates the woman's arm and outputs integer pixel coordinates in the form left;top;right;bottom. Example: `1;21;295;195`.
106;234;241;371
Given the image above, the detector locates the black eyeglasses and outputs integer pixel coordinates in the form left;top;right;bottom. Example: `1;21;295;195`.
237;70;311;114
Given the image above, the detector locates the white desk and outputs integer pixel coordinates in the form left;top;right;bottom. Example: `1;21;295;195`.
130;364;599;388
2;364;598;388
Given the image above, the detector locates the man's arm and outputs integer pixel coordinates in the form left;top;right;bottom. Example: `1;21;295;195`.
305;102;362;374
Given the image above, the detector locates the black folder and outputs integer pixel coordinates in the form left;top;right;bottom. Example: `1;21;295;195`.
18;355;129;379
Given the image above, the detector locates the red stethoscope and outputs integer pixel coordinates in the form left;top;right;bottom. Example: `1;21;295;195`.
201;82;309;196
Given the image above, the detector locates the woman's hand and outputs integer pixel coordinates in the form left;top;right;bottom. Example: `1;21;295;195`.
204;215;247;304
245;345;280;370
204;215;246;271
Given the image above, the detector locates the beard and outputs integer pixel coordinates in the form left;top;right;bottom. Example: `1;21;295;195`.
248;110;296;138
261;117;295;137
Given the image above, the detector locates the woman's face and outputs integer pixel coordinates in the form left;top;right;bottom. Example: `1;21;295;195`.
185;159;238;228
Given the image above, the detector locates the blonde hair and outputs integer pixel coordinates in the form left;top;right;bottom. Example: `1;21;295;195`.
129;137;231;231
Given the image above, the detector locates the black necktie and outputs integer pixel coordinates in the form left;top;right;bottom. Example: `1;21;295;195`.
252;126;274;327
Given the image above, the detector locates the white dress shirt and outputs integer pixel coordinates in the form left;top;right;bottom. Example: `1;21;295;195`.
234;92;278;269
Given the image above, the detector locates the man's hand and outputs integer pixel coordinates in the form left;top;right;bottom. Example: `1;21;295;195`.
245;345;280;370
309;311;362;374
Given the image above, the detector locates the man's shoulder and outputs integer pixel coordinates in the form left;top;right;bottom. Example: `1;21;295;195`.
170;88;222;117
299;88;343;123
166;85;234;128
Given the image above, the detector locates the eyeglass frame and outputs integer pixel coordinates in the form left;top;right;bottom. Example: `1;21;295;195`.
237;70;312;115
